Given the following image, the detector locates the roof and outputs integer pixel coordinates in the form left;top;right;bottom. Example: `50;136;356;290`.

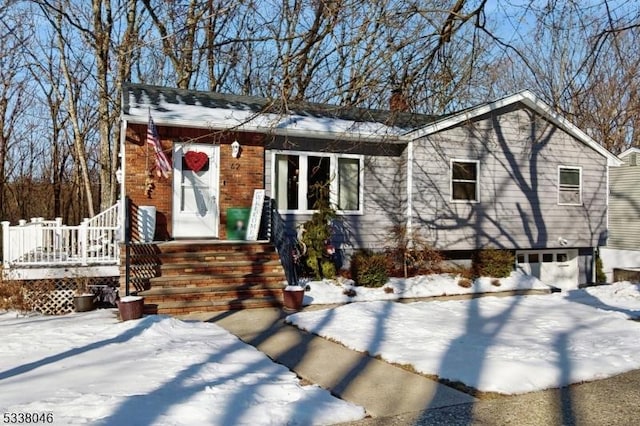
618;147;640;159
121;84;621;166
405;90;623;167
121;83;436;142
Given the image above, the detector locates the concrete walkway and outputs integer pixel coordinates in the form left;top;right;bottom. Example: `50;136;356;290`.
181;306;475;419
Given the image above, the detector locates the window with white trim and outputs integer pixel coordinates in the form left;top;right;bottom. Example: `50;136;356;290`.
451;159;479;202
274;152;363;213
558;166;582;205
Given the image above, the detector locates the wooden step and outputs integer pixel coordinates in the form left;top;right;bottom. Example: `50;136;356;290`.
140;284;284;301
154;241;276;254
157;260;284;276
124;240;288;315
143;296;283;315
149;272;286;287
158;251;280;263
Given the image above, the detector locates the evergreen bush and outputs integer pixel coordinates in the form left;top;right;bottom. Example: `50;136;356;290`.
300;182;337;279
350;250;390;288
472;249;514;278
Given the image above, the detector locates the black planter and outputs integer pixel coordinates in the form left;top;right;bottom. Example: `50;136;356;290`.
73;295;95;312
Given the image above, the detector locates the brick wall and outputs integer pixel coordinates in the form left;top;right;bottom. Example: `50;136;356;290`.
124;123;265;240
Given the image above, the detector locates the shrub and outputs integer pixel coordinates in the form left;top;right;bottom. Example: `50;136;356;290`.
0;280;28;311
350;250;390;288
596;254;607;284
383;286;394;294
458;278;473;288
472;249;514;278
491;278;501;287
343;288;356;297
384;224;444;277
300;182;338;279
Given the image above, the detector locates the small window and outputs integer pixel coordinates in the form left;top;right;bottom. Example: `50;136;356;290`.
517;254;525;263
275;154;300;210
557;253;568;262
543;253;553;262
529;253;539;263
558;167;581;205
338;157;360;211
307;156;331;209
451;160;479;201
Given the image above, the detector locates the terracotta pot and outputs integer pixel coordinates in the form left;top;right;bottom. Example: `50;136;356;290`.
118;296;144;321
73;295;95;312
283;287;304;311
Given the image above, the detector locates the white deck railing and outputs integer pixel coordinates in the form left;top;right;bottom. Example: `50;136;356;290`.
1;204;120;268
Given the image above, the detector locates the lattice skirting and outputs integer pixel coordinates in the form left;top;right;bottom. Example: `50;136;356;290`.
21;277;119;315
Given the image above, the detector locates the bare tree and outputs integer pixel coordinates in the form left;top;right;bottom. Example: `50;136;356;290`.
0;5;31;219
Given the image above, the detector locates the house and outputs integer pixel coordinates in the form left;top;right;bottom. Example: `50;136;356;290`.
119;84;621;313
599;147;640;281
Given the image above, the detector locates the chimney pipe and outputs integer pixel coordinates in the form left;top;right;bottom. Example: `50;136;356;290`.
389;89;409;112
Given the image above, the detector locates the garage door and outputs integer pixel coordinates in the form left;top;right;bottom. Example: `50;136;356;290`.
516;249;578;290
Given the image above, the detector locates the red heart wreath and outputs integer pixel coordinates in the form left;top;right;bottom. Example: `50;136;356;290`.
184;151;208;172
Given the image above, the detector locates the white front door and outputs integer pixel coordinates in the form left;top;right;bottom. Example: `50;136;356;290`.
172;143;220;238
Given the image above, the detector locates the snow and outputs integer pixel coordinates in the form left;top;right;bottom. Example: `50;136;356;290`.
288;280;640;395
127;92;406;138
119;295;143;303
301;270;548;305
3;275;640;424
0;310;364;425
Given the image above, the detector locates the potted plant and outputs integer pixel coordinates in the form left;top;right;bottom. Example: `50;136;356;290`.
117;295;145;321
73;279;95;312
282;285;305;311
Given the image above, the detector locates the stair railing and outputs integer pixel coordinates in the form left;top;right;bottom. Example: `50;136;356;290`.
266;197;299;286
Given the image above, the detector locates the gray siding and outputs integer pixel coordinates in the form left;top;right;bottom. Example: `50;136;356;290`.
264;148;407;252
608;166;640;250
411;104;609;251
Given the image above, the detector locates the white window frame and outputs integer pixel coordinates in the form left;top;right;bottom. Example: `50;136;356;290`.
450;159;480;203
271;150;364;215
558;165;582;206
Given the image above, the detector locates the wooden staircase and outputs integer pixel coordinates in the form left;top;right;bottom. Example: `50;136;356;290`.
129;241;286;315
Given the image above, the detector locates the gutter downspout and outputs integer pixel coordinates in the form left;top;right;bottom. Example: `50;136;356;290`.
119;119;127;244
119;118;130;296
406;140;414;246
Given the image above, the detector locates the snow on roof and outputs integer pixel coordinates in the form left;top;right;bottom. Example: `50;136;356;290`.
122;84;435;142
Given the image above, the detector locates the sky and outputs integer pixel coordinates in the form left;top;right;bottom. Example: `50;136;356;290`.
2;273;640;424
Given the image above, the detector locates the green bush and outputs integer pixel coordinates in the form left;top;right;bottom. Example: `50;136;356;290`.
350;250;390;288
472;249;514;278
596;254;607;284
300;182;337;279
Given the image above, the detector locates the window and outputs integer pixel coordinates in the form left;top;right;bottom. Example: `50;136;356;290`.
274;152;363;213
451;160;479;202
558;166;581;205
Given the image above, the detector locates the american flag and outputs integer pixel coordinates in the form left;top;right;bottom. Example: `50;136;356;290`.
147;114;171;178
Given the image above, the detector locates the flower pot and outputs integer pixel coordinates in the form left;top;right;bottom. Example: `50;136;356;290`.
117;296;144;321
283;286;305;311
73;294;95;312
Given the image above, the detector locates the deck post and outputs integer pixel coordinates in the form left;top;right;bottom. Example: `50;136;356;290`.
80;218;89;266
2;221;10;268
124;196;131;296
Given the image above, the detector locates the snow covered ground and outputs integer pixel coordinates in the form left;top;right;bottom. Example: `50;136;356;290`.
289;279;640;395
2;272;640;424
301;270;548;305
0;310;364;425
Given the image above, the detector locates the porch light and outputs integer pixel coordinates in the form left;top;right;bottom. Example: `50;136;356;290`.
115;168;123;184
231;140;241;158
